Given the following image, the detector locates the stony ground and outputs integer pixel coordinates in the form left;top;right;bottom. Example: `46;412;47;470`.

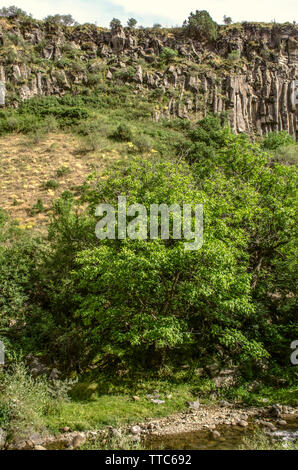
6;403;297;450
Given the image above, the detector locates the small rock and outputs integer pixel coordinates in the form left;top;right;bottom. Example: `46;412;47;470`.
195;368;204;377
0;428;7;450
219;400;230;407
277;420;287;426
29;432;43;445
34;445;46;451
166;394;173;399
269;404;282;419
72;434;86;449
131;435;140;443
211;431;221;439
60;426;70;433
150;399;165;405
188;400;200;409
49;368;60;380
112;429;121;439
132;396;140;401
259;420;277;431
237;420;249;427
130;425;141;435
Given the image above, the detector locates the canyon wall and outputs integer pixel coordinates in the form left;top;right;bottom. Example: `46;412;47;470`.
0;19;297;138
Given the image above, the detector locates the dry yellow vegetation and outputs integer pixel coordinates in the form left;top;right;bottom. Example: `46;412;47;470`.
0;132;116;229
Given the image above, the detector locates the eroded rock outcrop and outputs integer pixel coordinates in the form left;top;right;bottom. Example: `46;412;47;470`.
0;19;296;138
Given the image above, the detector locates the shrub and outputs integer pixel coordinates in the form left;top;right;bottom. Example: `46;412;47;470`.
127;18;137;29
223;16;233;25
56;166;71;177
79;132;105;153
183;116;297;366
261;131;294;150
0;211;41;354
43;14;77;26
227;50;241;63
110;123;133;142
42;180;59;190
132;134;153;153
0;363;66;436
183;10;218;41
0;5;30;18
160;47;178;63
110;18;122;30
28;199;45;216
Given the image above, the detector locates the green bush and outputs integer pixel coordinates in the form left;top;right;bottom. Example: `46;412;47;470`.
261;131;294;150
132;134;153;153
0;211;41;356
110;123;133;142
0;363;61;436
227;50;241;63
0;6;30;18
183;10;218;41
160;47;178;63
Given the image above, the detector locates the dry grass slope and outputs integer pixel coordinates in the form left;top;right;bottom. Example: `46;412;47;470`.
0;132;121;229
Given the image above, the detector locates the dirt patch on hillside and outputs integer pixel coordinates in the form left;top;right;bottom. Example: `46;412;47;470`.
0;133;115;230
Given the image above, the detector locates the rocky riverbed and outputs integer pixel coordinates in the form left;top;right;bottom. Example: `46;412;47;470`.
2;402;297;450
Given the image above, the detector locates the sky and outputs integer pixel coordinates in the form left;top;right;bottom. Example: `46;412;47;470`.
0;0;297;27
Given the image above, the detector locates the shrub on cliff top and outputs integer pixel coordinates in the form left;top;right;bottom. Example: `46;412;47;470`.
0;5;30;19
43;14;77;26
183;10;218;41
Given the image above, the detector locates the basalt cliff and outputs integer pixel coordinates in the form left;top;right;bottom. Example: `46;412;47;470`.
0;18;297;138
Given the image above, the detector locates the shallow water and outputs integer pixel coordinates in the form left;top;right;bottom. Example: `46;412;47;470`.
43;416;298;450
146;416;298;450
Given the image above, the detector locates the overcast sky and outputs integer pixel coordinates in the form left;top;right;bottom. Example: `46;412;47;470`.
0;0;297;27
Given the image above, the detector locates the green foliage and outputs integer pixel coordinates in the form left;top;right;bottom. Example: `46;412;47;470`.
0;211;42;356
56;166;71;177
110;18;122;30
0;5;30;18
271;143;298;165
43;14;77;26
42;179;60;190
160;47;178;63
0;81;296;403
37;156;258;368
223;16;233;25
183;10;218;41
227;50;241;63
132;134;153;153
0;362;65;436
28;199;45;216
110;123;133;142
183;115;298;366
127;18;137;29
261;131;294;150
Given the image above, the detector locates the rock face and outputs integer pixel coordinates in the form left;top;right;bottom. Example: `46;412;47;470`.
0;428;7;449
0;19;296;139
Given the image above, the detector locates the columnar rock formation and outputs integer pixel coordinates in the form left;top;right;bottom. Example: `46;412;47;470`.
0;18;297;138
